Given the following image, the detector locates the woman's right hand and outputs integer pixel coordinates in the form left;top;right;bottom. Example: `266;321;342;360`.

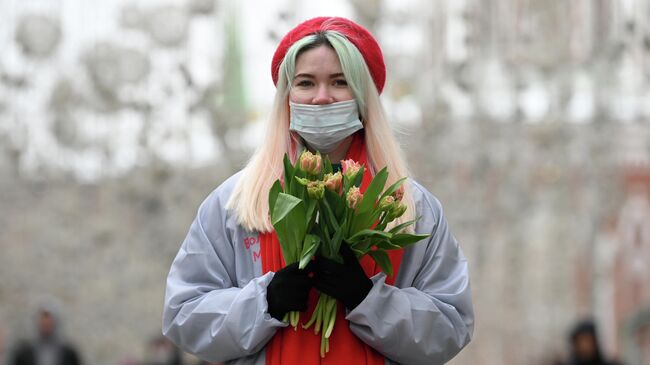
266;262;313;320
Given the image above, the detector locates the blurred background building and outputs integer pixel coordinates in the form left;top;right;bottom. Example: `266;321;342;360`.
1;0;649;364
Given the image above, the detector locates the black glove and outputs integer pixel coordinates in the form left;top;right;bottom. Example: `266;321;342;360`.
266;262;313;320
312;243;373;310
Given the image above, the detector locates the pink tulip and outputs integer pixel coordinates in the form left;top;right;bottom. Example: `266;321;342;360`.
346;186;363;210
300;151;322;175
323;172;343;192
307;180;325;199
341;159;362;180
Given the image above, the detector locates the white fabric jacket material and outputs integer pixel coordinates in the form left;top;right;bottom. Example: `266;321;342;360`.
162;171;474;365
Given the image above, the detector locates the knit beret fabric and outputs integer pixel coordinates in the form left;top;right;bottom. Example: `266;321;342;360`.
271;17;386;93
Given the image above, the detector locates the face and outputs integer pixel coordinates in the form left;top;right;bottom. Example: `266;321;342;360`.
289;45;354;105
38;311;55;338
574;333;597;360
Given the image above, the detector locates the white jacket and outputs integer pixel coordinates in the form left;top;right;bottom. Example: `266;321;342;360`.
162;172;474;365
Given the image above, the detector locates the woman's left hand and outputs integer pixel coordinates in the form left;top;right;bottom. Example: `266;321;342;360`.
312;243;373;310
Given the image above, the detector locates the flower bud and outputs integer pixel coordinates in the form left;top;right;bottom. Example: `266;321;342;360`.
307;181;325;199
341;159;362;181
294;176;310;186
387;202;407;221
346;186;363;210
323;172;342;192
300;151;322;175
378;195;395;211
391;185;405;202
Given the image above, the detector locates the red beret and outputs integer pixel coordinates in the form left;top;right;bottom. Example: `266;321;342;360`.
271;17;386;94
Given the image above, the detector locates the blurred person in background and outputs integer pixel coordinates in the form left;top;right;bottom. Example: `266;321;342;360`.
162;16;473;365
143;335;182;365
8;306;81;365
561;319;623;365
1;326;7;365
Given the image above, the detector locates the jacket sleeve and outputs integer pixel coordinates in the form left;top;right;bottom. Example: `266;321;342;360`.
162;189;285;363
346;186;474;365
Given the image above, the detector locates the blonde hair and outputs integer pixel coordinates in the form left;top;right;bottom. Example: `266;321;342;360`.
227;31;415;233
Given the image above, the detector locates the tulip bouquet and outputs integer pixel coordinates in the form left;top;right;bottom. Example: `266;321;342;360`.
268;151;429;356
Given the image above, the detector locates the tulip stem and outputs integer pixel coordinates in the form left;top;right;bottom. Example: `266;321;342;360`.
302;296;322;330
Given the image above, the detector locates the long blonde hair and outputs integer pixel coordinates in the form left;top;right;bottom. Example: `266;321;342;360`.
227;30;415;233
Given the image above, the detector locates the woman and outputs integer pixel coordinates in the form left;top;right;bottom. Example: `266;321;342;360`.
162;17;474;365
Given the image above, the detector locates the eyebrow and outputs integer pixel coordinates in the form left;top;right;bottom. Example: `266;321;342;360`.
294;73;346;79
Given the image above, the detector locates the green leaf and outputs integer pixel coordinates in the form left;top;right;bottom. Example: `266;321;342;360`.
294;176;310;186
349;210;374;236
324;188;346;222
353;165;365;187
323;156;333;174
323;189;340;218
319;221;333;258
379;177;408;201
350;246;365;257
283;154;295;193
348;229;392;243
329;225;344;259
357;167;388;214
374;239;402;250
342;176;352;194
288;206;308;256
274;216;299;263
299;234;320;269
268;180;282;212
350;239;374;255
343;206;355;238
320;199;340;232
305;199;317;227
290;170;306;200
368;250;393;277
271;193;303;225
337;191;347;212
271;194;308;262
388;217;421;234
390;233;431;247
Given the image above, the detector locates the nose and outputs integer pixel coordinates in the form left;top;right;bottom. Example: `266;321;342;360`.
312;85;334;105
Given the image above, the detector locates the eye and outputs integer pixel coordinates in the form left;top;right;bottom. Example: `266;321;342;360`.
333;79;348;87
294;79;314;88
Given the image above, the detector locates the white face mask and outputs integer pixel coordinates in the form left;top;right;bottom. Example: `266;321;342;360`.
289;100;364;153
